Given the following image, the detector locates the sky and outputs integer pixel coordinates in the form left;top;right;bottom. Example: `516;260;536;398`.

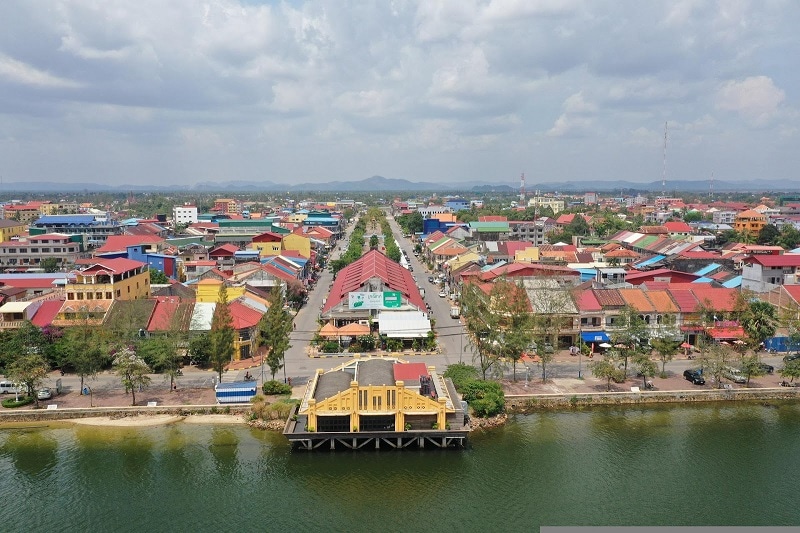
0;0;798;188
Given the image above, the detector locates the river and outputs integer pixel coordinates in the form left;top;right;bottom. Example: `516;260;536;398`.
2;402;799;532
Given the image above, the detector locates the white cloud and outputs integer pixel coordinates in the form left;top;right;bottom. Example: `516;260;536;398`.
0;53;82;88
0;1;797;185
715;75;785;126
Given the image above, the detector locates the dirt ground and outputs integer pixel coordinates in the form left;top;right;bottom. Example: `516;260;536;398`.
29;386;218;409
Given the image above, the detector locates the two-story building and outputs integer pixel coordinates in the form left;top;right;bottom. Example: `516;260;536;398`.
742;254;800;293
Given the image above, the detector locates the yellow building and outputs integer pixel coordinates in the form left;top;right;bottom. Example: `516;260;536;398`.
527;197;565;214
299;358;465;434
285;213;307;224
39;201;79;215
514;246;540;263
55;258;150;325
0;219;27;242
195;278;246;303
282;233;311;259
214;198;239;214
734;209;767;237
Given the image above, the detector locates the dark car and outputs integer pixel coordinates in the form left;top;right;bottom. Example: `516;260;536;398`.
757;362;774;374
783;353;800;363
683;369;705;385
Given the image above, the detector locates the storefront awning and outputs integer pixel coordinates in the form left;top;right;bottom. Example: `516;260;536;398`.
581;331;609;343
378;311;431;338
708;327;745;339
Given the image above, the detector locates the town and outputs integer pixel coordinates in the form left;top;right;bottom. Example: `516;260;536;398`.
1;188;800;447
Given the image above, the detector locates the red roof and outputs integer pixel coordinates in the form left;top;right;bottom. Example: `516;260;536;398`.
0;276;66;289
323;250;425;313
667;289;699;313
31;299;64;328
663;221;692;233
81;258;146;275
251;231;283;243
478;215;508;222
229;301;263;330
575;289;602;312
95;235;164;253
744;254;800;267
147;296;187;331
209;244;239;257
393;362;429;382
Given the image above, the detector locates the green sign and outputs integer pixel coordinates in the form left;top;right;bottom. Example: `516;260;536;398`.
382;291;402;308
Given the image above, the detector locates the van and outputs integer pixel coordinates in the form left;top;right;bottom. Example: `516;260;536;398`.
0;381;22;395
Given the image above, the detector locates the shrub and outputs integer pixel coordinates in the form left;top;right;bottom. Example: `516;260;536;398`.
2;397;34;409
443;363;479;391
347;343;362;353
460;380;504;418
321;341;340;353
358;334;376;351
262;380;292;396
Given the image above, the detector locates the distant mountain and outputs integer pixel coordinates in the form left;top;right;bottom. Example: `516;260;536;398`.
1;175;799;194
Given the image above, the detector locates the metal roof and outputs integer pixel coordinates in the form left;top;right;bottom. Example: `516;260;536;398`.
357;358;395;386
314;371;352;401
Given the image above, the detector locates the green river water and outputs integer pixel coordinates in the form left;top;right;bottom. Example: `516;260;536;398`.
2;402;799;532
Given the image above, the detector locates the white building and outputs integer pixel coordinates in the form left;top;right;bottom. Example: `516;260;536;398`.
173;204;198;225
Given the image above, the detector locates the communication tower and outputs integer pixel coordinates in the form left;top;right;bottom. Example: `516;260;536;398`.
662;121;668;198
520;172;525;205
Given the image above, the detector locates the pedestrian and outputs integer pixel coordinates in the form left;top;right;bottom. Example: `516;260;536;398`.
287;377;292;386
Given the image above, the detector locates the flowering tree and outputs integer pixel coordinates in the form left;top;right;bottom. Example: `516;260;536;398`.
113;347;151;406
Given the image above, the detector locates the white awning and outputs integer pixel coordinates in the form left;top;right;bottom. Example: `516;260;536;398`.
0;301;32;314
378;310;431;338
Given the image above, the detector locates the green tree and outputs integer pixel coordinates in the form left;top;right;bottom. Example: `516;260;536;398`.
739;353;766;387
256;286;293;380
369;234;379;249
757;224;780;245
777;225;800;250
611;306;649;379
113;347;151;406
461;282;502;380
6;353;50;406
492;280;535;381
741;299;777;348
149;268;170;284
699;343;731;389
780;358;800;384
590;357;620;392
633;352;658;389
651;337;680;376
41;257;60;273
208;284;235;382
58;314;108;392
188;333;213;368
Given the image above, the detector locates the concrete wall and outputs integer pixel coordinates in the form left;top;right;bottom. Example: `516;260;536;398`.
506;388;800;413
0;404;250;423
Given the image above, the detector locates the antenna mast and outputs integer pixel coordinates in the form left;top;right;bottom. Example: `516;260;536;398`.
662;121;668;198
709;171;714;200
520;172;525;206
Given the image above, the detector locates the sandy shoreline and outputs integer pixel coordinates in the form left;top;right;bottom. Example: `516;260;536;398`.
65;414;246;427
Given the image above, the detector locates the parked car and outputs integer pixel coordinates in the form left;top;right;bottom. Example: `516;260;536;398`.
37;388;53;400
428;276;434;283
783;353;800;363
757;362;774;374
722;366;747;384
439;290;447;298
683;369;705;385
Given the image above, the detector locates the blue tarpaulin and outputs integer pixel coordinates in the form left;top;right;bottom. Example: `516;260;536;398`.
581;331;609;343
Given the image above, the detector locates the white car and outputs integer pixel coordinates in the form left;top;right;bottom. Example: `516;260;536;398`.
439;290;447;298
37;387;52;400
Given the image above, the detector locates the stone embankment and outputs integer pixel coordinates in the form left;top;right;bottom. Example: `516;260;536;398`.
505;387;800;413
0;404;251;424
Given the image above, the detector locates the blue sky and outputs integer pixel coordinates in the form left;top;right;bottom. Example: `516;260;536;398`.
0;1;797;187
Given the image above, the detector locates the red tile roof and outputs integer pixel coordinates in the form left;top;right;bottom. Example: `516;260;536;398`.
81;258;146;275
592;289;626;307
323;250;425;313
229;301;264;330
94;235;165;253
393;362;429;382
575;289;602;312
31;299;64;328
744;254;800;267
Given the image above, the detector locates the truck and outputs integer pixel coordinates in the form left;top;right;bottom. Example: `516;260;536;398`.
450;306;460;319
